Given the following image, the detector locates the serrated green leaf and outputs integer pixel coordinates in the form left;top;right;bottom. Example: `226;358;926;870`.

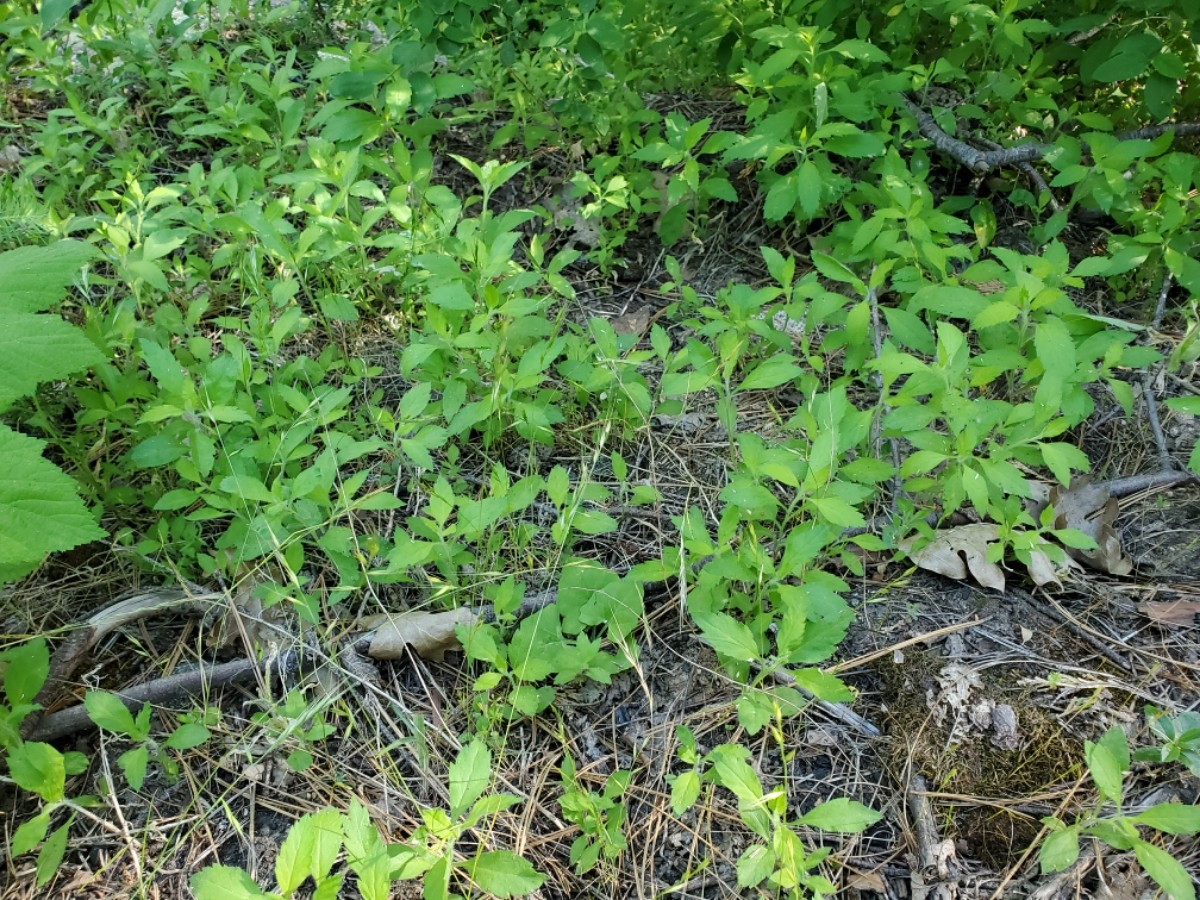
692;610;759;660
670;770;701;816
0;241;95;313
736;843;775;887
12;811;50;857
118;745;149;790
165;723;211;750
0;311;104;411
35;821;70;888
708;744;764;804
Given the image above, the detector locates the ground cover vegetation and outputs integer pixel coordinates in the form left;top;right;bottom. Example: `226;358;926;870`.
2;0;1200;895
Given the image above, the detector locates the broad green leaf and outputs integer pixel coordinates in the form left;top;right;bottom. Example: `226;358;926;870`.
1166;397;1200;415
1090;32;1162;83
670;770;701;816
692;610;759;661
0;311;104;411
788;667;854;703
3;637;49;707
1133;838;1195;900
1034;317;1077;380
465;851;545;897
707;744;764;804
811;251;865;289
1040;442;1091;487
738;355;805;391
84;692;139;736
118;746;149;790
277;808;343;892
1039;823;1081;872
0;241;95;313
190;865;275;899
12;811;50;856
1134;803;1200;835
165;723;211;750
8;741;65;802
1086;726;1128;803
736;844;776;887
450;740;492;819
798;797;882;832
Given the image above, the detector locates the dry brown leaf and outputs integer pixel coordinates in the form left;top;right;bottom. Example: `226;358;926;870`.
901;523;1007;591
1138;601;1200;626
1025;547;1064;588
367;608;479;661
1042;477;1133;576
610;305;651;336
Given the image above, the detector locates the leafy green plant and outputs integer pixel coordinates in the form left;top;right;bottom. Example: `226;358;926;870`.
705;742;881;897
84;691;211;789
1137;706;1200;779
248;688;337;774
558;753;630;875
0;241;106;582
1039;725;1200;900
191;740;544;900
0;638;91;887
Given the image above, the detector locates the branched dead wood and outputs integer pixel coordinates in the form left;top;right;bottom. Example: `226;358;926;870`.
902;93;1200;176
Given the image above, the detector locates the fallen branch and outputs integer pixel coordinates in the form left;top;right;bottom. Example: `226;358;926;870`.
902;94;1200;176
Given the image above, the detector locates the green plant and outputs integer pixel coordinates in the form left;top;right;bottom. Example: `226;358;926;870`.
248;688;337;773
1039;724;1200;900
0;241;106;582
704;742;881;897
84;691;212;788
0;638;91;887
191;740;544;899
1137;706;1200;779
558;753;629;875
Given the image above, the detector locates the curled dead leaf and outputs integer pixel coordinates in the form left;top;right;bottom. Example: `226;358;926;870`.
365;608;480;661
1137;601;1200;626
1039;477;1133;576
610;305;651;336
900;524;1007;591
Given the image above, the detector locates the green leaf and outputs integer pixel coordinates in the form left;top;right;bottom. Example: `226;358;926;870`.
707;744;764;804
738;355;806;391
3;637;49;707
0;424;106;577
0;310;104;412
670;770;701;816
1166;397;1200;415
1090;32;1162;83
0;242;95;313
190;865;276;899
450;740;491;819
788;667;854;703
1034;317;1077;380
1134;803;1200;835
165;723;211;751
1040;442;1090;487
736;843;776;887
1086;726;1128;803
118;746;149;790
1039;823;1080;872
465;851;545;897
84;691;139;736
12;811;51;856
692;610;759;661
1133;838;1196;900
798;797;882;832
8;741;65;802
35;821;71;888
811;251;865;289
276;808;344;892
